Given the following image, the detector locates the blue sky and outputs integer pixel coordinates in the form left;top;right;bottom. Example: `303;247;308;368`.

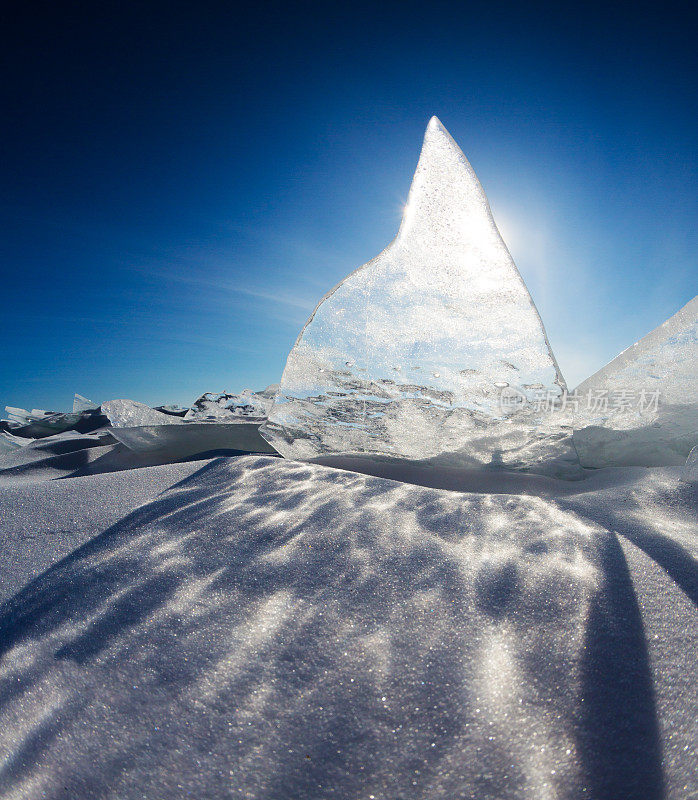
2;1;696;411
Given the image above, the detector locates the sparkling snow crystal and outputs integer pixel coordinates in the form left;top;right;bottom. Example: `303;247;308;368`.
574;296;698;467
262;118;577;475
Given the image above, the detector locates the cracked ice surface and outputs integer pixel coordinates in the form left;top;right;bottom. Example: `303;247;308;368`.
574;296;698;467
262;118;576;475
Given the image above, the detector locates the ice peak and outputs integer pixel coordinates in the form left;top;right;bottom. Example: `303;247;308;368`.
262;118;574;475
399;117;493;244
419;116;463;164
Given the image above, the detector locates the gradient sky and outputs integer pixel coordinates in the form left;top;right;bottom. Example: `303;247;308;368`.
2;1;696;412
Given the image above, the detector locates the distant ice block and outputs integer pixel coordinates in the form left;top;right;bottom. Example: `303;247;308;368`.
73;394;98;413
154;404;189;418
4;407;44;426
573;296;698;467
185;387;275;422
101;397;279;459
262;117;576;475
102;399;183;428
109;422;277;459
3;406;87;439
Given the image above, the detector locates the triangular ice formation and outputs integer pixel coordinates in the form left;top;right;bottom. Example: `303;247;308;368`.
261;118;577;474
73;393;99;413
574;296;698;467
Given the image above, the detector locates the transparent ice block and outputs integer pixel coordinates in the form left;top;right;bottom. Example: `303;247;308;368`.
262;118;576;475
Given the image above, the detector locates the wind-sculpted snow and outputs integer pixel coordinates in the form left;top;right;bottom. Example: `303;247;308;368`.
1;456;695;798
262;118;577;477
574;296;698;467
0;431;31;457
0;459;205;602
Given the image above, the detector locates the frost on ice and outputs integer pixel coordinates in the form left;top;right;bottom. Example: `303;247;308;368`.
573;296;698;467
262;117;577;475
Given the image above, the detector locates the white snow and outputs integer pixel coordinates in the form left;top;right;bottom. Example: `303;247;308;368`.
0;450;695;798
0;431;32;457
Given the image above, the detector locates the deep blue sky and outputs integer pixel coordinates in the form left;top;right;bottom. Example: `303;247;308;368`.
2;1;696;411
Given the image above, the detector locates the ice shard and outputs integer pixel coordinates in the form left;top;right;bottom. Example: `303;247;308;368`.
683;446;698;483
108;422;277;458
573;296;698;467
154;404;189;417
3;406;85;438
73;394;99;413
261;118;577;475
102;399;183;428
4;407;47;427
184;386;276;422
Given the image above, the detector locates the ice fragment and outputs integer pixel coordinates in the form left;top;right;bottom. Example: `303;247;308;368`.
73;394;99;413
574;296;698;467
102;399;183;428
109;421;277;458
185;387;275;421
683;446;698;483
